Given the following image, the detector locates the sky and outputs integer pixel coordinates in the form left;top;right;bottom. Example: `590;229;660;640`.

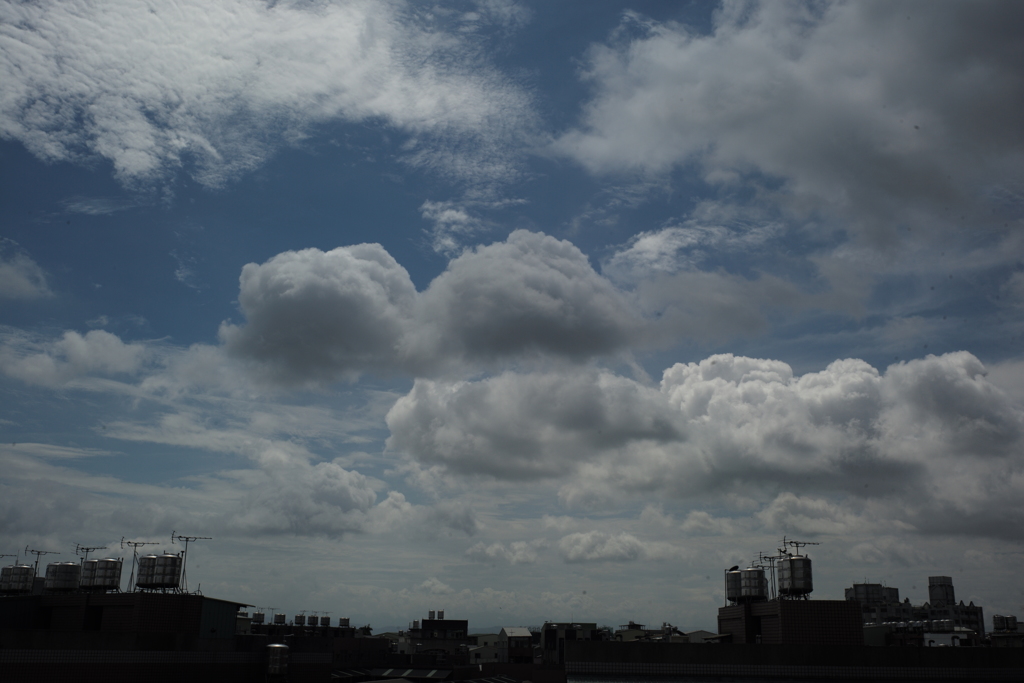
1;0;1023;632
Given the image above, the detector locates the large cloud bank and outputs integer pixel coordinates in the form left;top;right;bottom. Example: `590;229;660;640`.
387;351;1024;539
556;0;1024;243
219;230;641;382
0;0;534;187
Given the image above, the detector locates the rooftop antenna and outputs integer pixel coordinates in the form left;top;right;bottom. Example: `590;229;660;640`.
24;546;59;576
75;543;108;564
121;538;159;590
171;531;211;594
781;536;820;555
758;550;784;600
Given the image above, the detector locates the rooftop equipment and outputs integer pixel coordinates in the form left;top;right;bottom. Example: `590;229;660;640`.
136;553;183;590
1;565;35;594
274;613;287;625
320;616;331;627
121;538;160;591
252;611;266;624
267;643;289;679
776;536;819;600
80;558;123;591
24;546;59;576
44;562;81;591
429;610;435;620
438;609;445;619
725;566;743;604
778;554;813;598
295;614;306;626
170;531;212;593
739;566;768;603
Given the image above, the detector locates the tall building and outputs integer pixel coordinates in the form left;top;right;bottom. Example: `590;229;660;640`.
928;576;956;606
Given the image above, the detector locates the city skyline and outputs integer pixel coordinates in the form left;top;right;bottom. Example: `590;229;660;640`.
2;1;1023;632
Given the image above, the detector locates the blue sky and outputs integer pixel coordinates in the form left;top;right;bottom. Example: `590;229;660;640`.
2;0;1024;630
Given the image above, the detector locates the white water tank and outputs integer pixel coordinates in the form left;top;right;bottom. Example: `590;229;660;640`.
778;555;813;597
94;558;122;590
739;567;767;602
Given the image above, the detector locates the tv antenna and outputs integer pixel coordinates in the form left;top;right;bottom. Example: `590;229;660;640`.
781;536;820;555
24;546;59;576
121;538;160;590
171;531;211;593
75;543;108;563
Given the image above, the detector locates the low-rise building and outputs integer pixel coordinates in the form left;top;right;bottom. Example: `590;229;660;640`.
540;621;600;664
499;626;534;663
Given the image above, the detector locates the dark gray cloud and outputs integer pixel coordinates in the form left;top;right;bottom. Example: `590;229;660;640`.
411;230;640;366
386;369;679;480
222;231;643;383
555;1;1024;245
219;244;417;384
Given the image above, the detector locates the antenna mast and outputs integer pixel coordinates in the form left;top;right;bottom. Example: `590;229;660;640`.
75;543;108;563
171;531;211;594
24;547;59;576
781;535;820;555
121;538;159;591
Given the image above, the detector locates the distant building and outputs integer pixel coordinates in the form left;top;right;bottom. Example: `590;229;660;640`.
499;626;534;663
845;576;985;637
613;621;688;643
468;632;502;663
403;610;472;666
540;621;600;664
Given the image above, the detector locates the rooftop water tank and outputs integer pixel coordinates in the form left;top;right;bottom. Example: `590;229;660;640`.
320;616;331;626
739;567;767;602
294;614;306;626
778;555;813;597
0;565;35;594
994;615;1007;631
137;553;181;589
725;569;743;603
339;617;350;627
252;612;265;624
80;559;98;588
44;562;81;592
94;558;122;591
137;555;158;588
274;613;286;625
267;643;289;677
